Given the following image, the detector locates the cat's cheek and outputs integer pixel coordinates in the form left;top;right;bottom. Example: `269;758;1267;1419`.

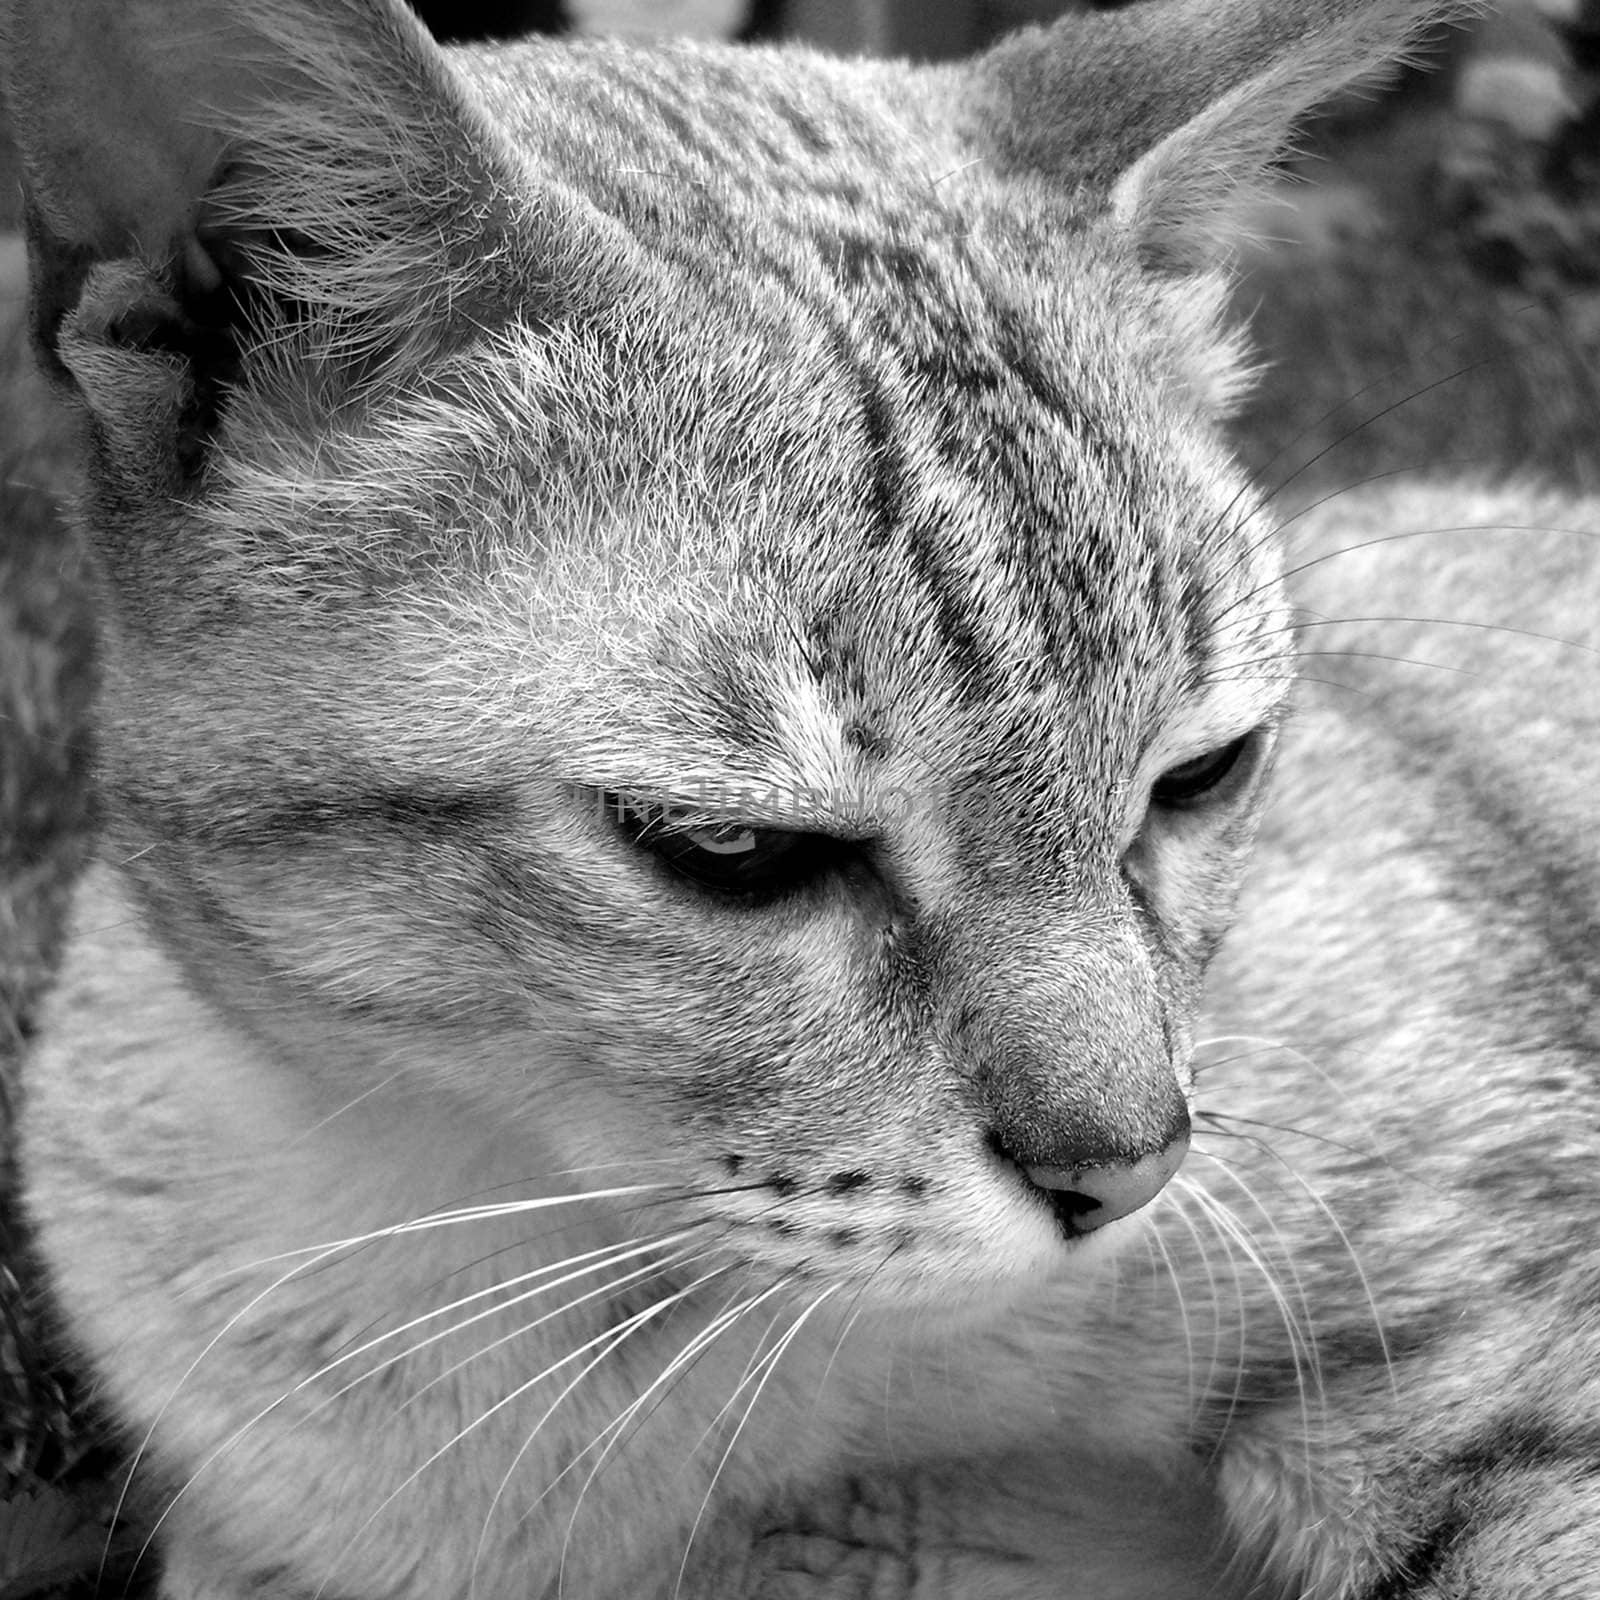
1125;815;1267;978
921;1175;1176;1314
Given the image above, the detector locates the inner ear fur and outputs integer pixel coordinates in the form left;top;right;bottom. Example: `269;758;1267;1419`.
971;0;1472;274
3;0;536;397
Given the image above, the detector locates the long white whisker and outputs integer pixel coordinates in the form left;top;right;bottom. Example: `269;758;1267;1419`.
1171;1175;1251;1449
674;1285;839;1600
1196;1034;1437;1195
1194;1154;1324;1398
211;1185;675;1278
115;1219;448;1591
1164;1186;1236;1415
391;1236;711;1412
290;1068;408;1142
1197;1125;1396;1402
555;1279;788;1597
139;1230;701;1593
1181;1169;1319;1484
812;1249;892;1414
467;1257;733;1600
1150;1196;1203;1417
311;1261;731;1600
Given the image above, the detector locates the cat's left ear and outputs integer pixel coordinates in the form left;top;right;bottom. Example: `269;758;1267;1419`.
1;0;575;422
970;0;1470;273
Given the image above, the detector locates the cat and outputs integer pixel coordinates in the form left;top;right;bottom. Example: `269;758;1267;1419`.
7;0;1600;1595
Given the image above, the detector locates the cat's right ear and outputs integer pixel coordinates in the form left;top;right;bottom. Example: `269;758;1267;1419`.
1;0;555;477
970;0;1471;274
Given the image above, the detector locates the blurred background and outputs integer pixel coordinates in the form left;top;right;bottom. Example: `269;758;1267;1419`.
5;2;1600;1596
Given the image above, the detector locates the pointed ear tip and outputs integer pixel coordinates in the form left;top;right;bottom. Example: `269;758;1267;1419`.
2;0;306;264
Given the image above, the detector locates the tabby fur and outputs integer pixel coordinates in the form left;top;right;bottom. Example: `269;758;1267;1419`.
9;1;1600;1597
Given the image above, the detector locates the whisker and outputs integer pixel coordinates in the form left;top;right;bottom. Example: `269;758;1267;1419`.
554;1278;791;1597
1170;1176;1251;1450
1194;1034;1442;1196
674;1284;838;1600
1147;1217;1199;1415
1194;1122;1397;1401
553;1275;756;1506
1197;1109;1437;1198
813;1248;893;1412
1261;352;1505;508
1192;1153;1321;1361
289;1069;408;1141
206;1184;680;1280
312;1261;733;1600
1278;518;1599;614
1215;515;1600;647
1154;1187;1227;1416
1195;303;1591;625
1196;668;1377;696
323;1182;776;1378
1287;612;1597;661
391;1237;713;1412
467;1258;734;1600
135;1230;703;1595
1251;313;1510;503
1208;274;1594;594
1288;646;1477;674
1178;1174;1319;1474
112;1216;472;1594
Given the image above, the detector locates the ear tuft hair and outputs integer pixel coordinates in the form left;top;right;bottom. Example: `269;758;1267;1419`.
2;0;568;393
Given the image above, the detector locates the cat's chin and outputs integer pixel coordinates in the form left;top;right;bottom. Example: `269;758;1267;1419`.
817;1208;1144;1335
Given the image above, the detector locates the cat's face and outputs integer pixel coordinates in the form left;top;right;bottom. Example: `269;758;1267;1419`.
14;0;1402;1306
91;222;1288;1306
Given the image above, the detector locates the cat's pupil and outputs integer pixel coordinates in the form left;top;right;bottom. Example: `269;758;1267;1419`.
1150;731;1257;809
604;793;847;900
685;822;758;856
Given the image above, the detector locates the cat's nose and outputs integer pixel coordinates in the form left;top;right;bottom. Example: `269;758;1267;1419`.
979;1059;1192;1236
1020;1128;1190;1233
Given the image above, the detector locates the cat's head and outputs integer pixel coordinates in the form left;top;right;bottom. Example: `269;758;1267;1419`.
6;0;1459;1302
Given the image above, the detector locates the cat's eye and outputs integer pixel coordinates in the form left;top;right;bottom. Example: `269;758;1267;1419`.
603;794;849;901
1150;730;1261;810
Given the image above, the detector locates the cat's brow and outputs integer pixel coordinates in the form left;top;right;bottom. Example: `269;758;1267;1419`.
176;785;520;845
581;779;887;836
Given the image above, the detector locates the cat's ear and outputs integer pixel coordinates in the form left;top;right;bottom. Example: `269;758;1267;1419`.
972;0;1469;273
2;0;549;470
